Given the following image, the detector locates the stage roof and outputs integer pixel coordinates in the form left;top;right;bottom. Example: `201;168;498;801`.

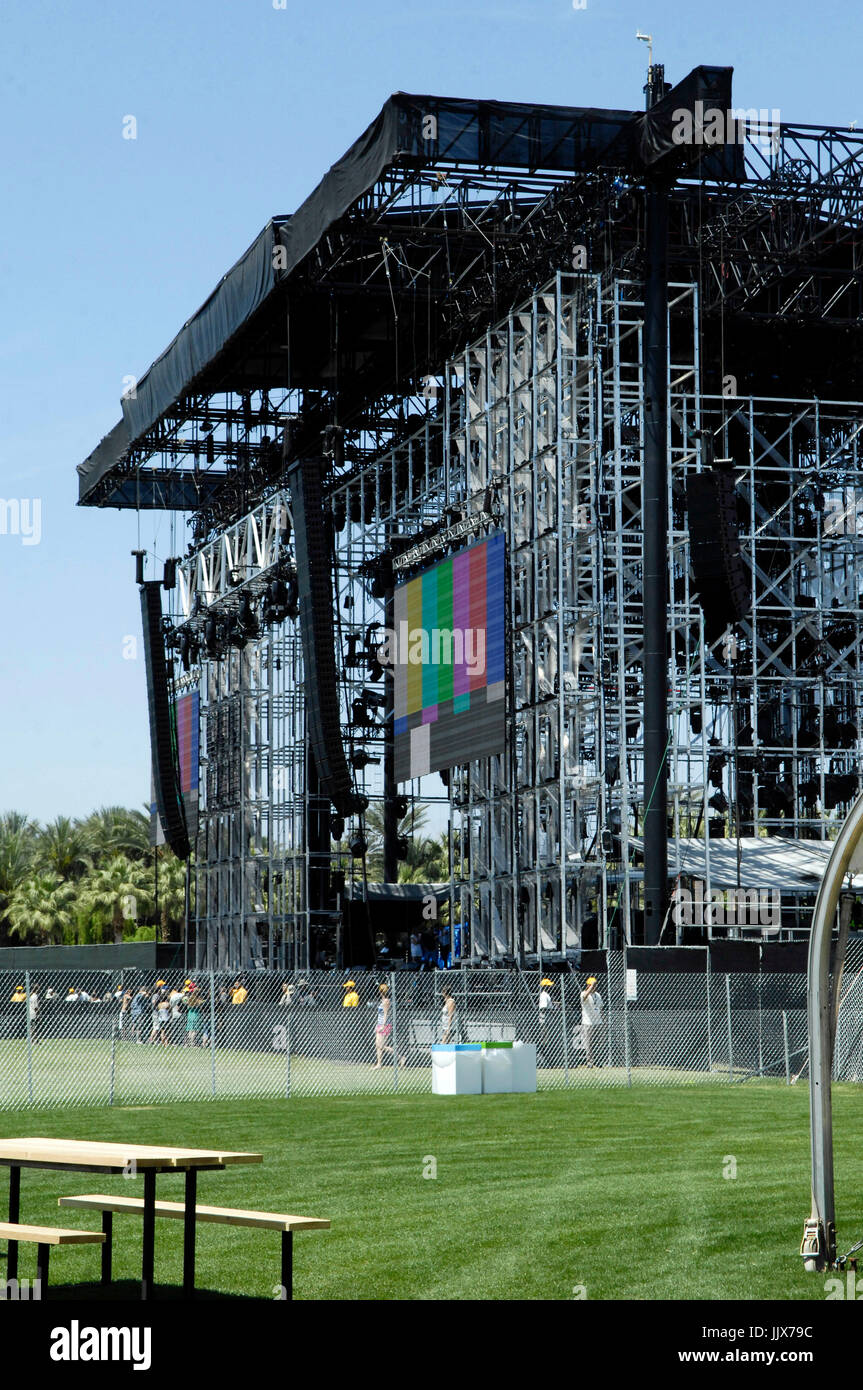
77;72;741;509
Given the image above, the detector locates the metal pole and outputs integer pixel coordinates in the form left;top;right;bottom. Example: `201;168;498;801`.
706;950;713;1075
383;593;398;885
183;856;191;976
391;970;399;1092
801;790;863;1271
109;1026;116;1107
642;160;671;944
561;976;569;1087
757;960;764;1077
209;971;217;1098
24;970;33;1104
783;1011;791;1086
286;1014;291;1099
623;949;631;1087
725;974;733;1080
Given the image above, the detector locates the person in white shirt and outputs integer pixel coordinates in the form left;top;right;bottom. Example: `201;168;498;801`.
28;989;39;1045
579;976;603;1066
538;977;554;1060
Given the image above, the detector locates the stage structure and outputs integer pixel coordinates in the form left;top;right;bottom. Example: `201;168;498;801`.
78;68;863;969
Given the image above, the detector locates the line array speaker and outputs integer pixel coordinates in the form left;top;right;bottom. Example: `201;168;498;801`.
686;470;749;639
290;458;358;817
140;580;190;859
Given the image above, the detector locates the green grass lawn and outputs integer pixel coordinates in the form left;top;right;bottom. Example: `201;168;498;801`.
0;1036;769;1110
1;1085;861;1300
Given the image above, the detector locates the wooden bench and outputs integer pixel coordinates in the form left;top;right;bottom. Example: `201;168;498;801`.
58;1195;329;1299
0;1221;105;1293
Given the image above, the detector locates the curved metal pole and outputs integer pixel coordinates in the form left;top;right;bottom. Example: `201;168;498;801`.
801;791;863;1270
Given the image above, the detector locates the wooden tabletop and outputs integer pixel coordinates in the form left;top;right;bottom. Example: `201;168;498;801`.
0;1138;263;1170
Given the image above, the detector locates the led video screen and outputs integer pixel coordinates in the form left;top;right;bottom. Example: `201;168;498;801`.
390;532;505;782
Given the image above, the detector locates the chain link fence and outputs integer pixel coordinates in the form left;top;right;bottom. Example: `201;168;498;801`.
0;945;861;1110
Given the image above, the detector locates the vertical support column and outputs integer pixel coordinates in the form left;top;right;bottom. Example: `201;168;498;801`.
725;974;733;1081
209;972;217;1098
7;1166;20;1282
281;1229;293;1301
24;969;33;1104
622;948;632;1087
383;592;398;886
102;1211;113;1284
141;1169;156;1302
706;950;713;1075
183;1167;197;1299
561;975;570;1087
391;970;399;1092
783;1012;791;1086
642;168;671;944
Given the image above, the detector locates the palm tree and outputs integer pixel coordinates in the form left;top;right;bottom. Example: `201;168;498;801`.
0;816;39;944
81;806;152;862
6;872;78;945
364;801;431;878
36;816;90;880
153;851;192;941
397;830;451;884
76;855;155;944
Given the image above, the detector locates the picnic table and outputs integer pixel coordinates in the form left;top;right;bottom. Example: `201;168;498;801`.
0;1137;262;1299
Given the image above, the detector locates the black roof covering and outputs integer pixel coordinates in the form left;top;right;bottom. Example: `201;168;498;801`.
78;73;741;507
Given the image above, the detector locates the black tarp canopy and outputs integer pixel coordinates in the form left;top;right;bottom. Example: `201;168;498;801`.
78;74;742;508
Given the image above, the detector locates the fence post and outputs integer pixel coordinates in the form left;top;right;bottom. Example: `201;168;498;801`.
109;1026;116;1106
757;961;764;1077
209;972;217;1098
725;974;733;1080
24;969;34;1105
706;950;713;1075
285;1013;291;1099
782;1010;791;1086
623;950;632;1088
561;976;570;1087
391;971;399;1092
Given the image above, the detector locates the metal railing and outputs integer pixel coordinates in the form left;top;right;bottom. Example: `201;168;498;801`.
0;946;860;1110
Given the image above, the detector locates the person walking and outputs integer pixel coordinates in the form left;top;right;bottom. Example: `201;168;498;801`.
131;987;148;1043
185;988;203;1046
118;989;133;1040
579;976;604;1067
538;977;555;1061
28;987;39;1046
373;983;405;1068
156;987;171;1045
440;984;458;1043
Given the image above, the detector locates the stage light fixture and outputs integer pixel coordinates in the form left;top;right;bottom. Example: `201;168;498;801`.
330;815;345;841
238;595;259;637
204;615;220;658
163;557;177;590
395;835;409;860
393;794;409;818
348;832;368;858
350;748;379;769
205;433;215;465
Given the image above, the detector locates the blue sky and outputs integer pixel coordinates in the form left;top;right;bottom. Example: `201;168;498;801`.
1;0;860;823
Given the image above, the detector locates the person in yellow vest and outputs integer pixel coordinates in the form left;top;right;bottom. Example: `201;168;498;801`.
10;985;26;1004
342;980;359;1007
230;979;248;1005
